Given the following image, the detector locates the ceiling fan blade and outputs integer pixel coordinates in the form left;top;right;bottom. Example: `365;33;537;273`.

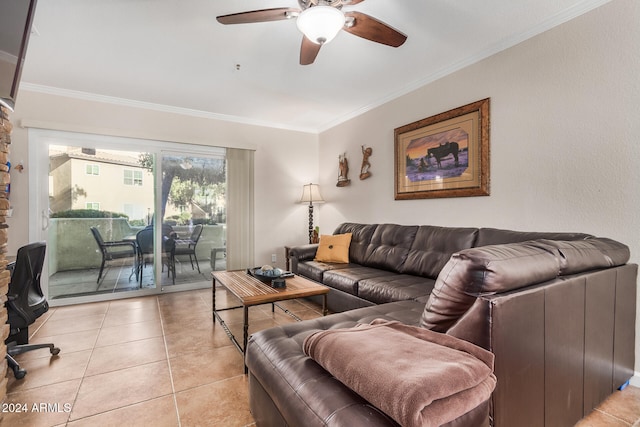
300;36;322;65
342;0;366;4
343;11;407;47
216;8;299;25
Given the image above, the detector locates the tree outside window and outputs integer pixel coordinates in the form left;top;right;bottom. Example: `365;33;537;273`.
138;154;225;220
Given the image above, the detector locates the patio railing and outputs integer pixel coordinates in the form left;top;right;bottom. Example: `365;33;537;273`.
48;218;225;275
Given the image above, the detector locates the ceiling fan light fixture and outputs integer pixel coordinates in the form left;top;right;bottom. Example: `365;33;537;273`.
296;6;345;45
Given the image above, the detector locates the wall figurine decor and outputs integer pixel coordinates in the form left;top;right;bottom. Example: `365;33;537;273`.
359;145;372;180
337;152;350;187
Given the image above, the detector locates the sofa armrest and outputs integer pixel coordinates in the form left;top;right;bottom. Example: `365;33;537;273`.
453;263;637;427
289;243;318;261
289;244;319;260
288;244;318;273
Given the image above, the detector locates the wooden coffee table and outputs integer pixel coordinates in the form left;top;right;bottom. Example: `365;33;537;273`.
212;270;329;372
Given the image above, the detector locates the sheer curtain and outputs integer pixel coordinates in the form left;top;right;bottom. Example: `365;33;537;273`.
226;148;255;270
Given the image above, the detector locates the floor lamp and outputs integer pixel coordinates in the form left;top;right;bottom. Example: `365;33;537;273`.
299;183;324;244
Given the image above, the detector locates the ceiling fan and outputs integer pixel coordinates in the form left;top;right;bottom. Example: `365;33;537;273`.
216;0;407;65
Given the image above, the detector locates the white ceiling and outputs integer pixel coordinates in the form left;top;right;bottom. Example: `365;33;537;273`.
21;0;610;133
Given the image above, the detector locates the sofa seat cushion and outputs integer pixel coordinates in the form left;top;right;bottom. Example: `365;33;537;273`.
358;274;436;304
297;260;353;283
246;301;424;427
323;266;396;296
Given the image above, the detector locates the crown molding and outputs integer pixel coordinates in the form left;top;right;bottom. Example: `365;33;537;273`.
19;0;611;136
0;50;18;65
316;0;612;132
19;83;318;134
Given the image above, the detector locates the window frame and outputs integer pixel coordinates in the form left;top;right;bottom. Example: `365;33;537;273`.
123;169;144;186
85;164;100;176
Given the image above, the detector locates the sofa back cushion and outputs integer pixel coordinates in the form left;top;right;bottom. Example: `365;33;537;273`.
333;223;378;265
475;227;592;247
421;241;560;332
421;237;630;333
363;224;418;272
538;238;630;274
400;226;479;279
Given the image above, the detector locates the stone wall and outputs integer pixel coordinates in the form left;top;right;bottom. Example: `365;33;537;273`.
0;106;12;408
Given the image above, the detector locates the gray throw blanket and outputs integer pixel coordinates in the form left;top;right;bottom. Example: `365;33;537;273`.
303;319;496;427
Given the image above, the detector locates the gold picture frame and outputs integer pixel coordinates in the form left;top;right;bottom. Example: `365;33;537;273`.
394;98;490;200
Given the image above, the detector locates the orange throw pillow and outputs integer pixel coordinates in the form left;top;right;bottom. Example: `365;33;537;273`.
314;233;352;263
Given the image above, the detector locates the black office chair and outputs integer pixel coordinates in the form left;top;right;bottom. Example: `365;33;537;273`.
136;227;176;286
90;226;137;283
174;224;203;273
5;242;60;379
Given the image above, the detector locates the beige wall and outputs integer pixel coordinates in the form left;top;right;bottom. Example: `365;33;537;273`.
5;0;639;371
68;158;153;219
318;0;640;372
6;92;319;270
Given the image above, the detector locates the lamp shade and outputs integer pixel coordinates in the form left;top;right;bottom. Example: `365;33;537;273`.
300;183;325;204
296;6;345;45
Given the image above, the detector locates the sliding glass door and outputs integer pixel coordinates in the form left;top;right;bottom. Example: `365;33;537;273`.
47;144;154;299
29;129;226;305
153;152;227;288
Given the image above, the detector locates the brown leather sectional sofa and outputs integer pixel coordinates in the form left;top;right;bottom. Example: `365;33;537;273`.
246;223;637;426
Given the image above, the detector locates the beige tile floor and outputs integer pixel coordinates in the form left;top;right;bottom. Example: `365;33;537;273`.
2;286;639;426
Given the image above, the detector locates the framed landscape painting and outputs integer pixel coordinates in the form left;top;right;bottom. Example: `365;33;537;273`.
394;98;490;200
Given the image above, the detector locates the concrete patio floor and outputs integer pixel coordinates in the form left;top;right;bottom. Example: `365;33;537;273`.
48;255;226;300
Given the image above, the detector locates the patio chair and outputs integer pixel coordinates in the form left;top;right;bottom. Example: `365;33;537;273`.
174;224;203;273
90;226;137;284
136;227;176;286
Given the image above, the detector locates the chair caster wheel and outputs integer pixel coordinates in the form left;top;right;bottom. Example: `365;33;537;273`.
51;347;60;355
13;368;27;379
